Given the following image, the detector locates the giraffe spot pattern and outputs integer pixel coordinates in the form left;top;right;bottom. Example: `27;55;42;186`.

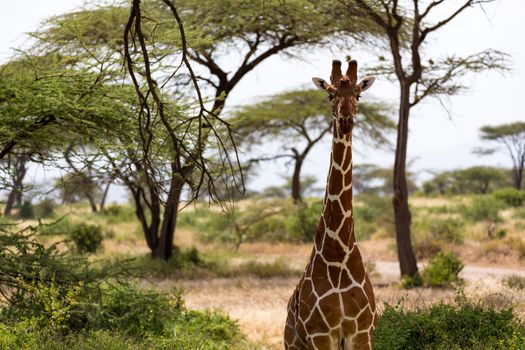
285;100;376;349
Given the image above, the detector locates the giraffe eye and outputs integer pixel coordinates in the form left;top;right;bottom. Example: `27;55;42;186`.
328;94;335;101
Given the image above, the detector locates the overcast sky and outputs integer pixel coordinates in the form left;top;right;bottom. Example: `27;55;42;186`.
1;1;524;198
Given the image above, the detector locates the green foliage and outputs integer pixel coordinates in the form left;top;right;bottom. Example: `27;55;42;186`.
461;196;503;223
286;201;323;242
413;217;465;244
40;217;74;236
354;195;395;239
503;275;525;290
33;198;56;218
423;167;510;195
100;204;135;224
492;188;525;207
70;223;104;253
19;200;34;219
191;199;324;246
375;298;525;350
399;273;423;289
0;225;252;349
422;252;464;287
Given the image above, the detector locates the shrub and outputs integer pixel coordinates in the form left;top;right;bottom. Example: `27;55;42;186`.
413;233;443;259
375;299;525;350
40;217;74;236
399;273;423;289
462;196;503;223
70;223;104;253
33;198;56;218
100;204;135;224
422;252;464;287
285;201;323;242
19;200;34;219
503;275;525;290
492;188;525;207
414;217;465;244
506;237;525;259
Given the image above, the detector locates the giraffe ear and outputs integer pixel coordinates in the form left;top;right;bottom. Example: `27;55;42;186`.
312;77;329;92
357;76;376;92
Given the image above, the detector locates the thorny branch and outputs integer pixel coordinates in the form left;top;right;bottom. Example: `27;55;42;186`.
123;0;244;205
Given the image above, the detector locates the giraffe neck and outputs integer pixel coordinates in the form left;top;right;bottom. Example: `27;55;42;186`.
315;124;355;254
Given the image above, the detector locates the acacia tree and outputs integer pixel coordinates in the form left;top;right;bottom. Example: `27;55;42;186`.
0;54;126;218
478;122;525;190
232;89;393;203
346;0;509;277
31;0;390;259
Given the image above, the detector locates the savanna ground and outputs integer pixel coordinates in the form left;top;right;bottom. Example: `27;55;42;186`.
12;193;525;349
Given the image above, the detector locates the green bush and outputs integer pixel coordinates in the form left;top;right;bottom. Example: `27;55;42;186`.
19;200;34;219
462;196;503;223
503;275;525;290
33;198;56;218
0;226;253;349
492;188;525;207
422;252;464;287
354;195;395;239
40;217;74;236
70;223;104;253
414;217;465;244
375;299;525;350
285;201;323;242
100;204;135;224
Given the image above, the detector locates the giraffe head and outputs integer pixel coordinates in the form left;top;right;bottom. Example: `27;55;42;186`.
312;59;375;134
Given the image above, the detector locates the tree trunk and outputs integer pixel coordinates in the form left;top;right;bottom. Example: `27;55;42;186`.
86;193;98;213
153;171;185;260
291;155;304;204
3;191;16;216
4;154;27;216
99;181;112;211
513;160;524;190
392;84;418;278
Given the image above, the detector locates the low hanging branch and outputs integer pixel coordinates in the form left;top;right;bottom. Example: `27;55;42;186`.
123;0;244;204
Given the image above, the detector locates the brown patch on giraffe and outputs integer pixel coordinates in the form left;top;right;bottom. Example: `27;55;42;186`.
357;307;374;331
346;249;365;283
340;288;360;316
342;144;352;170
340;187;352;207
314;219;325;250
363;275;376;312
328;169;343;195
338;216;354;243
311;255;331;296
339;267;353;288
322;233;346;262
353;332;372;350
332;143;345;165
298;280;315;320
318;293;342;328
328;265;341;287
304;306;329;333
324;199;343;232
311;334;333;349
348;286;369;310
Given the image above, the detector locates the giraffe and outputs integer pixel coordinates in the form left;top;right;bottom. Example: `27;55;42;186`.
284;58;377;350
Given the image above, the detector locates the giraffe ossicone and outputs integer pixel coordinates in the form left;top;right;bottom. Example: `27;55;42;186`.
284;58;377;350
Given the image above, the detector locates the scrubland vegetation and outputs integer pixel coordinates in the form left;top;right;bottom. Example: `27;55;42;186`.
1;188;524;349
